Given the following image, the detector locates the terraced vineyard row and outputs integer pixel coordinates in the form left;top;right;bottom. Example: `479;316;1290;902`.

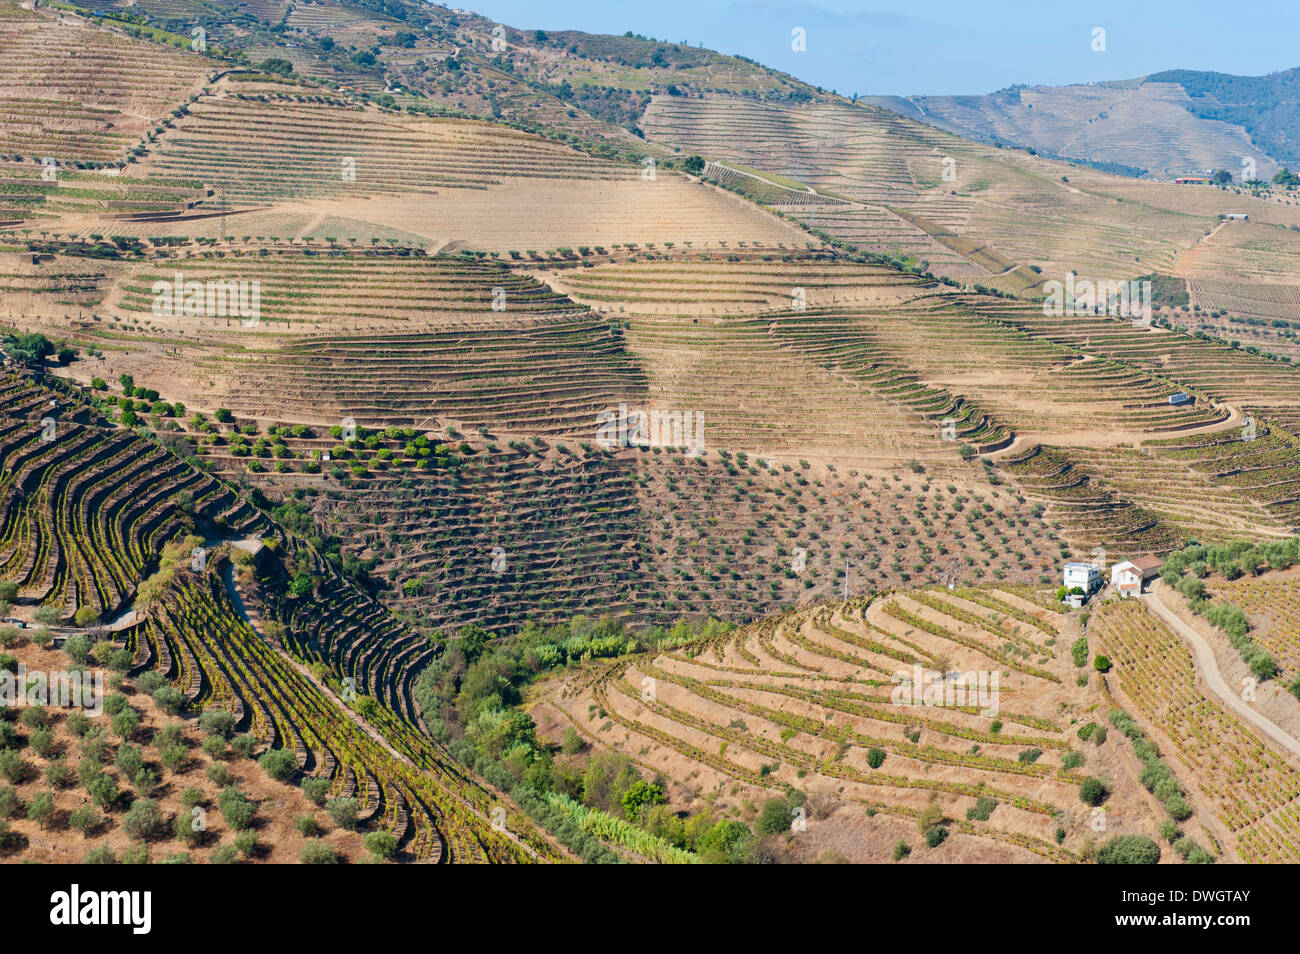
1094;599;1300;863
0;368;260;617
124;562;552;862
0;166;208;225
0;1;214;164
142;86;632;205
539;587;1147;862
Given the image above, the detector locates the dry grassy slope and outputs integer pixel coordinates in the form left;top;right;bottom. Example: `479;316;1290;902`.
870;81;1280;181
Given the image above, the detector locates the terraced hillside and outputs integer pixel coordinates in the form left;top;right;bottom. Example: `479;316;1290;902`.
0;365;562;862
52;248;652;429
0;1;216;165
640;93;1300;292
533;587;1185;863
115;73;804;249
870;79;1282;182
7;0;1300;869
0;367;261;618
545;253;1290;554
21;238;1297;565
1093;598;1300;863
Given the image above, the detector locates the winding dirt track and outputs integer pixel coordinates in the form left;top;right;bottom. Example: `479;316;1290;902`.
1142;583;1300;759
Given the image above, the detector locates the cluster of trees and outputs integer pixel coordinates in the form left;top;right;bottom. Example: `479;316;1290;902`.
258;57;294;76
1163;538;1300;582
410;614;796;862
1;333;74;368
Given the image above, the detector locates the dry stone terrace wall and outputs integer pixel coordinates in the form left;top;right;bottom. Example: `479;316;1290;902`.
1150;423;1300;530
1064;443;1289;544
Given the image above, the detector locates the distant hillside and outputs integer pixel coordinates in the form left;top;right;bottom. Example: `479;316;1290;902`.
870;68;1300;182
1149;68;1300;165
80;0;829;149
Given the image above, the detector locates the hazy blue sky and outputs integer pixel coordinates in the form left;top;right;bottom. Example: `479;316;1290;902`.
460;0;1298;96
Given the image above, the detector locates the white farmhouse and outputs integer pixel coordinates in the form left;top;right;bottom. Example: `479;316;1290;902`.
1063;561;1102;594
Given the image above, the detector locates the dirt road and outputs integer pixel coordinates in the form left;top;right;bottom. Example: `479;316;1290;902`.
1143;584;1300;759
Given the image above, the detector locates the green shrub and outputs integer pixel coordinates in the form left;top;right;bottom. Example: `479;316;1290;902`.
325;797;359;830
301;777;329;805
199;709;236;739
1071;637;1088;667
364;830;398;861
300;840;338;864
1079;777;1108;806
121;798;166;841
258;747;297;781
1096;834;1160;864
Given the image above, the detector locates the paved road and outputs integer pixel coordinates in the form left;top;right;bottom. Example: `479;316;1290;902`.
1143;584;1300;759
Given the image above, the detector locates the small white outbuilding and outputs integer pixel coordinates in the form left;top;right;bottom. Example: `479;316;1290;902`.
1110;554;1162;598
